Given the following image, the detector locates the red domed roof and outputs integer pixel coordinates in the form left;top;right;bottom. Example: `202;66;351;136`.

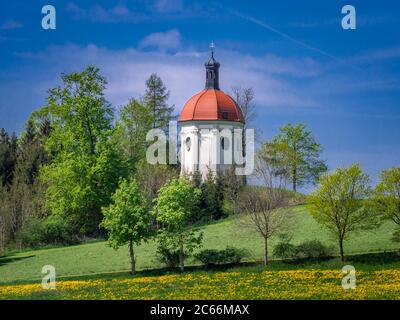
179;89;245;123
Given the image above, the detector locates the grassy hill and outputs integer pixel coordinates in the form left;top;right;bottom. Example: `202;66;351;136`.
1;205;398;285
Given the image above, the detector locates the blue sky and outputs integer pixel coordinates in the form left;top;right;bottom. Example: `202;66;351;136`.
0;0;399;190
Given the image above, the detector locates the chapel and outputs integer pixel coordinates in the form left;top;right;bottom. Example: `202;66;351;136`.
179;46;245;180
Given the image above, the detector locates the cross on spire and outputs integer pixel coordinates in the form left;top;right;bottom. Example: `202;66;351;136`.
210;41;215;57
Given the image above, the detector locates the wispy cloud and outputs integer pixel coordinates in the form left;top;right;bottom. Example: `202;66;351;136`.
153;0;183;13
64;1;218;25
225;7;339;61
139;29;182;51
357;14;398;27
65;2;146;23
352;46;400;64
290;14;396;29
0;20;23;30
289;18;339;29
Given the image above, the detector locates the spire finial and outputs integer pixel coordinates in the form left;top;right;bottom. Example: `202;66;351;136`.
205;41;220;90
210;41;215;58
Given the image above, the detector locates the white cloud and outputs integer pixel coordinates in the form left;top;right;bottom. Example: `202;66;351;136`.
139;29;182;51
0;20;23;30
11;45;317;126
5;40;400;190
12;41;325;121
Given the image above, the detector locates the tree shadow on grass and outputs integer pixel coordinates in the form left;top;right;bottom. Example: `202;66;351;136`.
54;261;262;283
278;250;400;266
346;251;400;264
28;251;400;284
280;256;334;265
128;261;261;278
0;254;35;266
140;261;260;276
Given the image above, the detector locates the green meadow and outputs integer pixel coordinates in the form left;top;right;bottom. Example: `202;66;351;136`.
1;206;398;286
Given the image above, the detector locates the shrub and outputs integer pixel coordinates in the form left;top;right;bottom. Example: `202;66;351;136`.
222;199;234;217
156;244;181;268
155;232;187;269
296;240;333;259
18;218;45;247
42;215;74;244
200;174;224;221
392;229;400;243
273;239;333;261
19;215;74;247
195;247;247;266
273;242;298;259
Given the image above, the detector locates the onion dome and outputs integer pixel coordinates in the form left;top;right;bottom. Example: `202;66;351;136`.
179;45;245;123
179;89;244;123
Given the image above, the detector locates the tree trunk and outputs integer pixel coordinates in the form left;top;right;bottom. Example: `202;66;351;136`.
263;236;269;266
129;239;136;275
153;90;156;129
179;240;184;272
292;166;297;192
339;238;345;262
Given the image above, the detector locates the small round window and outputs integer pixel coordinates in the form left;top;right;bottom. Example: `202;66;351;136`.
185;137;191;151
221;137;229;150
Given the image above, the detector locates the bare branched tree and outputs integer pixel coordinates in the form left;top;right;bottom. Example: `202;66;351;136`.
0;184;9;253
135;162;177;209
231;86;256;128
231;86;258;185
234;153;295;266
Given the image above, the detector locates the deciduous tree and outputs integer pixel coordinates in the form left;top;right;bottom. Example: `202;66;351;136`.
39;66;127;235
101;179;152;275
135;160;177;210
235;154;294;266
373;167;400;241
261;123;327;191
308;164;379;261
0;183;9;252
231;86;256;127
152;178;202;272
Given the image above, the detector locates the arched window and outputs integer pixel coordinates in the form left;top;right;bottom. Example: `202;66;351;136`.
221;137;229;151
185;137;191;151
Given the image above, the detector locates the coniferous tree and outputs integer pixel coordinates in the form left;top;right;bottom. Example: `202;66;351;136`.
0;128;17;187
143;73;174;130
114;98;154;172
6;117;51;241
